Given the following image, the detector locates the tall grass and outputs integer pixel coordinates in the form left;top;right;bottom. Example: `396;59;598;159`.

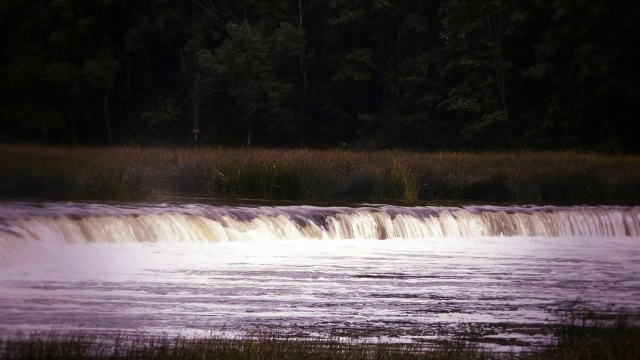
527;308;640;360
2;312;638;360
2;144;639;203
0;333;486;360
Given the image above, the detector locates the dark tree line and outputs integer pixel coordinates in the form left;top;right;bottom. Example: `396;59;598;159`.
1;0;638;152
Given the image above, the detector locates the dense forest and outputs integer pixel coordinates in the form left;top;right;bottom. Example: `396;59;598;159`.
1;0;638;152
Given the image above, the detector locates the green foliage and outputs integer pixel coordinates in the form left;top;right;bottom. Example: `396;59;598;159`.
81;57;119;89
2;104;65;134
439;0;529;147
0;1;639;151
333;48;378;82
143;96;182;128
198;20;305;144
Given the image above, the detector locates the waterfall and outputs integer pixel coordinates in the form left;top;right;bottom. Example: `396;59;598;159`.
1;203;639;249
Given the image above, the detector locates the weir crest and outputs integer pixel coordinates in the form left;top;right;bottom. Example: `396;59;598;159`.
1;203;639;248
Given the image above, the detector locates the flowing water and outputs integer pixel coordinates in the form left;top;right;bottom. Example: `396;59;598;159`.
1;202;639;349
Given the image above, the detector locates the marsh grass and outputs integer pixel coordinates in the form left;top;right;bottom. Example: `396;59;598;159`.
526;309;640;360
0;333;483;360
2;145;639;203
2;312;639;360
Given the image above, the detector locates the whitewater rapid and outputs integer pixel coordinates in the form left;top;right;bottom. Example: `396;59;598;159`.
1;202;639;348
1;203;639;248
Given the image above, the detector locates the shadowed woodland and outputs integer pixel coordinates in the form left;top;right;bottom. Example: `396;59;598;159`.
1;0;639;152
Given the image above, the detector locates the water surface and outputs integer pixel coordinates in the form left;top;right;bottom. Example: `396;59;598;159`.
1;202;639;348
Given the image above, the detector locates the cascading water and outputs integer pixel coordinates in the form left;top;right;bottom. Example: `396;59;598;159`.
1;201;639;349
2;203;639;248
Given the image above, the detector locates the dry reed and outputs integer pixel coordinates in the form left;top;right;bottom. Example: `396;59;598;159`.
2;145;639;203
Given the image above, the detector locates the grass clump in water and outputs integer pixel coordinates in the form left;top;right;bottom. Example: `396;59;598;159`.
2;313;639;360
383;157;419;201
0;332;493;360
527;308;640;360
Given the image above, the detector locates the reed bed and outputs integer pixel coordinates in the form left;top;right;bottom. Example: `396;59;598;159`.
1;144;639;203
0;334;483;360
1;312;638;360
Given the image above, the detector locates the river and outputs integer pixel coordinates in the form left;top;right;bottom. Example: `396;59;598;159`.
1;202;639;349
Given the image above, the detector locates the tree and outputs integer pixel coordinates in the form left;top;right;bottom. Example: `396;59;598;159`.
320;0;396;146
1;0;638;151
276;0;314;146
440;0;528;148
0;0;65;142
198;21;304;146
382;0;445;149
525;0;640;151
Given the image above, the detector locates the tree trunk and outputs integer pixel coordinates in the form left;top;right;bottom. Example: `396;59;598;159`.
241;108;258;147
487;13;513;146
71;116;77;145
193;76;199;146
101;5;114;144
70;96;77;146
104;89;114;143
247;122;252;147
126;54;131;96
191;2;200;147
298;57;307;148
298;0;307;148
126;53;132;134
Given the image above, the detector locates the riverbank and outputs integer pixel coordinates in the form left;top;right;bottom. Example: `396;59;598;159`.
2;312;638;360
2;145;639;204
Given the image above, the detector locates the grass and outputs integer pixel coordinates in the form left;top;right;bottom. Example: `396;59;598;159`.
0;333;484;360
527;307;640;360
2;144;640;203
1;312;638;360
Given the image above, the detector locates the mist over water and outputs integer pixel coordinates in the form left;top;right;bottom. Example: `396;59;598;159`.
1;202;639;348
